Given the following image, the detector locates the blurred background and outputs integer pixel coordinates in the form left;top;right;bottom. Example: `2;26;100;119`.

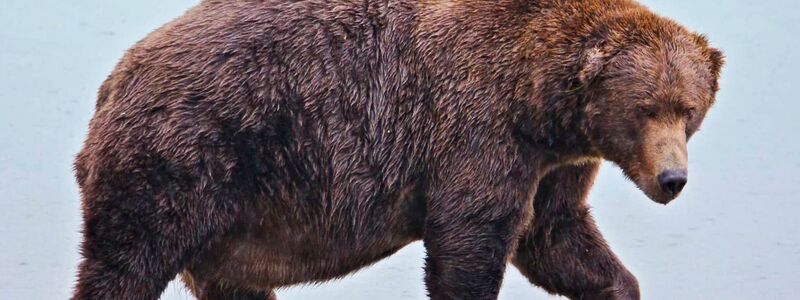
1;0;798;299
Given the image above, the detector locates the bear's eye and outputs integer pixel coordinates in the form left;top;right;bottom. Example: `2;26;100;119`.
639;106;657;119
684;107;698;120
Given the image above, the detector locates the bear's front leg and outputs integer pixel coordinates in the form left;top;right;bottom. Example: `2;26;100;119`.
512;163;639;300
423;151;537;300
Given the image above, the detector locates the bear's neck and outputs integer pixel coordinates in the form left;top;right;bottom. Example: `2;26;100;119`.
512;8;612;165
519;88;599;167
410;0;627;166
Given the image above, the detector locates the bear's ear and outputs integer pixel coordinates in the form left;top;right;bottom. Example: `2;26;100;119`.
693;34;725;80
707;47;725;80
577;45;617;88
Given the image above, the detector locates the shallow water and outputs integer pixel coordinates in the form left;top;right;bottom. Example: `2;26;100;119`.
0;1;798;299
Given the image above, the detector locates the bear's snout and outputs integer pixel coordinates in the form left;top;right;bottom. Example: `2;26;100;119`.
657;169;688;202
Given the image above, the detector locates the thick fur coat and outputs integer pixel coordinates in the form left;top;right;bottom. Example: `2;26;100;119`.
73;0;723;299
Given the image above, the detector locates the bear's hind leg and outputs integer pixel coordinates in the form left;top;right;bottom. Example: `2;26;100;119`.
72;151;242;300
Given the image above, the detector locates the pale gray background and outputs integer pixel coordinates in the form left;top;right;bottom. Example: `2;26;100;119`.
1;0;798;299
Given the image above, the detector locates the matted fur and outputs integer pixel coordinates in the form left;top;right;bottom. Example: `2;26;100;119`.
73;0;722;299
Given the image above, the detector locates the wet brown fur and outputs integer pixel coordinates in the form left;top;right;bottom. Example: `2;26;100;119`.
73;0;723;299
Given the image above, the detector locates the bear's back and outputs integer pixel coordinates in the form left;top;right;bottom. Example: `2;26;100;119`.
87;0;423;164
79;0;434;203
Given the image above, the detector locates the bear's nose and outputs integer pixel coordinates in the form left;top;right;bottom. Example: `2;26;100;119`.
657;169;688;197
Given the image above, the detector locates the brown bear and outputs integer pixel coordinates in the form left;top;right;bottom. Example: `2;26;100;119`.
72;0;723;299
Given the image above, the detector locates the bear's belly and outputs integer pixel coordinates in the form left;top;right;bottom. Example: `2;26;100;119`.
187;184;426;288
192;232;418;288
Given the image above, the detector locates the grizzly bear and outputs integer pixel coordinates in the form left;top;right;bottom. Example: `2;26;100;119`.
72;0;723;299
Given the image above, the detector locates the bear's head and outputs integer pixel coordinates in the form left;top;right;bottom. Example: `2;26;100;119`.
578;29;724;204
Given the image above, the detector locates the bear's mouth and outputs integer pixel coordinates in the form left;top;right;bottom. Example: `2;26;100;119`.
639;179;675;204
633;171;687;205
615;161;686;205
623;121;690;205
